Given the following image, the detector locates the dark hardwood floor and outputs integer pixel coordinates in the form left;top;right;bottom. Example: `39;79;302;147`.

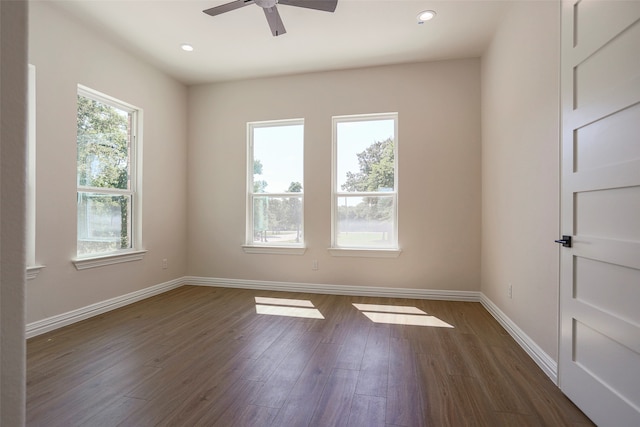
27;286;594;426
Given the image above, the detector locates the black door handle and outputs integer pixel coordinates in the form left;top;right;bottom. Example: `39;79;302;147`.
554;235;572;248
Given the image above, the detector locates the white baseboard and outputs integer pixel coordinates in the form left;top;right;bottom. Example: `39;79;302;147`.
183;276;482;301
25;274;558;386
25;277;185;339
480;293;558;384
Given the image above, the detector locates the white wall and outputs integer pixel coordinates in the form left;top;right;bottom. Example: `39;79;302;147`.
188;60;482;291
0;1;28;423
481;1;561;359
27;2;188;323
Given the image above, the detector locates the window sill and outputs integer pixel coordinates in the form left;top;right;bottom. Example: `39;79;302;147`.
328;248;402;258
27;265;46;280
242;245;307;255
72;250;147;270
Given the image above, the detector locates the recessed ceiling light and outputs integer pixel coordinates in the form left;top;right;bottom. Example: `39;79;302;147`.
180;43;194;52
417;10;436;24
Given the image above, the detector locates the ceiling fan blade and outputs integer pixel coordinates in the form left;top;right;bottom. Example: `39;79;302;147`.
263;6;287;36
277;0;337;13
203;0;255;17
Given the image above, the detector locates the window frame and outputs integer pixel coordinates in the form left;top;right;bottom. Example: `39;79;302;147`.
26;64;45;279
244;118;306;255
330;113;401;257
73;85;145;268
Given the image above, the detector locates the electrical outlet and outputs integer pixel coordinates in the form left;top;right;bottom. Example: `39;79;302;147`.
162;258;168;269
312;260;318;270
508;283;513;299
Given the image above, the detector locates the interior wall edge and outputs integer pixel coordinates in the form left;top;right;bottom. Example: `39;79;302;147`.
0;0;28;424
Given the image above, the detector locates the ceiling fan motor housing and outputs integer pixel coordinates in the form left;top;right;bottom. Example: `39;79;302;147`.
255;0;278;8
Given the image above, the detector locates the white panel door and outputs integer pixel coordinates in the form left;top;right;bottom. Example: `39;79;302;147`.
559;1;640;426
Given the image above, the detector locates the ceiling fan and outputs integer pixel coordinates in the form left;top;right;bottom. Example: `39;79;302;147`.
203;0;338;37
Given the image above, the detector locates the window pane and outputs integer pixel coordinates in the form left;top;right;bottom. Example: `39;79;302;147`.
253;124;303;194
336;195;395;248
77;95;131;190
77;192;131;256
253;196;303;245
336;119;395;192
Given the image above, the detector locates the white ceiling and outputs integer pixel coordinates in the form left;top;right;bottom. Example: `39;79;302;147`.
50;0;511;85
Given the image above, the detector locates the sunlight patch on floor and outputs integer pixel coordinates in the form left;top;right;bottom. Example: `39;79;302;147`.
361;311;453;328
255;297;324;319
353;303;454;328
255;296;314;308
352;303;426;315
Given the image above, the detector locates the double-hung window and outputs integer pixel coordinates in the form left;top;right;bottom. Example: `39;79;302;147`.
76;86;140;261
332;113;399;254
246;119;304;253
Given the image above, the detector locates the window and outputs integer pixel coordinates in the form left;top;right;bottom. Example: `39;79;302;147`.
245;119;304;253
76;86;141;261
332;113;399;254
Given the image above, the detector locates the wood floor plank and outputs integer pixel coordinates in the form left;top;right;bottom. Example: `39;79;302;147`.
439;301;480;334
27;363;159;427
123;355;251;426
437;328;475;377
309;368;359;426
491;344;588;426
415;352;465;426
233;404;281;427
463;302;514;346
240;320;309;382
454;332;531;414
333;323;369;371
176;378;265;426
386;337;425;427
78;396;148;427
232;314;299;361
354;325;390;398
271;342;342;426
250;332;323;409
124;336;247;401
26;286;595;427
348;394;386;427
28;337;144;405
448;374;500;426
318;305;362;345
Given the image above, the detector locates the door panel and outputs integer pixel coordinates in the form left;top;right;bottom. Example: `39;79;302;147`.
574;103;640;172
574;19;640;109
560;1;640;426
575;257;640;326
574;321;640;408
575;186;640;240
573;0;640;51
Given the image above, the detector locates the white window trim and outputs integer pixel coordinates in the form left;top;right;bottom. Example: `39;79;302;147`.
26;64;44;279
27;265;46;280
245;118;305;252
242;246;307;255
72;249;148;270
76;85;144;264
331;112;399;252
328;248;401;258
